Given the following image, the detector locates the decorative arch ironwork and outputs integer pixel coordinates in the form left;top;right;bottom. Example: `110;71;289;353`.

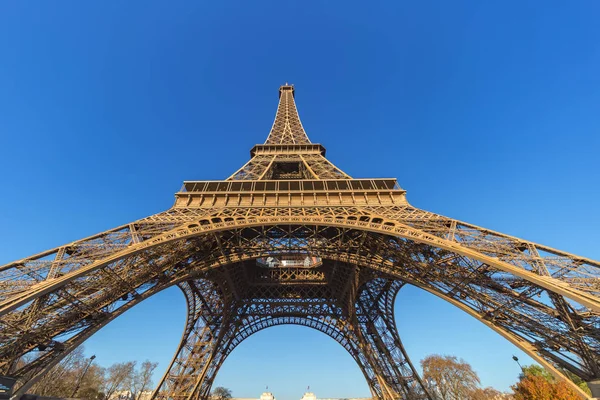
1;85;598;399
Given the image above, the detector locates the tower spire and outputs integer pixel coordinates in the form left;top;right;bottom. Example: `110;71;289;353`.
226;84;351;180
264;84;312;145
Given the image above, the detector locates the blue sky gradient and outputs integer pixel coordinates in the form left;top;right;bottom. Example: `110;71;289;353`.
1;1;599;399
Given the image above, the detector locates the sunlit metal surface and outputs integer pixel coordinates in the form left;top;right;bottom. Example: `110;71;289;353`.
1;85;598;399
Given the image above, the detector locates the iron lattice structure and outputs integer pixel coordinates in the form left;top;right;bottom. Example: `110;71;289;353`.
1;85;599;400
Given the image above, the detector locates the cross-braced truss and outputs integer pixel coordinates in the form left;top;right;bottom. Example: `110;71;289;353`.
0;85;599;399
153;270;429;400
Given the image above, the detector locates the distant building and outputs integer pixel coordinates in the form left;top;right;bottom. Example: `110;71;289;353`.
231;392;371;400
107;390;153;400
300;391;317;400
259;392;276;400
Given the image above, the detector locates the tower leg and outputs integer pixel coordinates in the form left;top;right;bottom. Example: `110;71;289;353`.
354;279;431;400
9;283;166;397
151;278;429;400
215;308;392;400
152;279;238;400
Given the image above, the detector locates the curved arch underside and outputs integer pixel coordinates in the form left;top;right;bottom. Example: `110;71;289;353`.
0;207;598;399
152;278;429;400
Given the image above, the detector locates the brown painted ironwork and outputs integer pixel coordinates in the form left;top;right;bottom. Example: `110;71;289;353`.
0;84;599;399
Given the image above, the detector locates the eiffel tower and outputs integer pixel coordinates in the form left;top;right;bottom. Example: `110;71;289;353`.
1;84;599;400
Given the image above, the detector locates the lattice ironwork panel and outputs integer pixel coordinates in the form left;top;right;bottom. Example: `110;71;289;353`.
1;85;598;400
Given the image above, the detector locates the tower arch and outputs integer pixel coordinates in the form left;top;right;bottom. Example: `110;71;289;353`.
0;85;598;399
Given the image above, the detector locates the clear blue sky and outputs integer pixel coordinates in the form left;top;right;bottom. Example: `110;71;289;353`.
1;1;599;399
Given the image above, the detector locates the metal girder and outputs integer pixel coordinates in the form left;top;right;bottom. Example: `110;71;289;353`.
2;220;598;398
0;84;599;399
152;271;429;400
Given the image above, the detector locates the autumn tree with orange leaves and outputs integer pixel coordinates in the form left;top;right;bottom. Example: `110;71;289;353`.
512;365;586;400
420;355;484;399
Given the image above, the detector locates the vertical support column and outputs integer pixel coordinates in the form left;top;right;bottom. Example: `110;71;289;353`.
337;265;399;400
337;267;418;400
348;322;398;400
152;279;233;400
355;279;431;400
340;323;387;400
190;302;252;400
153;323;220;400
152;274;430;400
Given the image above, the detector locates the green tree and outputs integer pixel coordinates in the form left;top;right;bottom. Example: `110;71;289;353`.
562;369;592;396
520;365;554;381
